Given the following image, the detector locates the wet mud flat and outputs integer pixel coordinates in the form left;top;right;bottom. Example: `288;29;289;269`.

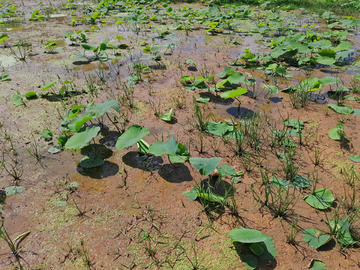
0;0;360;269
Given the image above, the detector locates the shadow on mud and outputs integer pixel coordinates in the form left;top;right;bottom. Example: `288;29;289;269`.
77;160;119;179
122;152;193;183
122;151;163;171
81;144;113;159
200;177;234;197
158;163;193;183
226;107;255;119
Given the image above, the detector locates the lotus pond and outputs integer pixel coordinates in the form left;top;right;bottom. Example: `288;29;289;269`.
0;0;360;269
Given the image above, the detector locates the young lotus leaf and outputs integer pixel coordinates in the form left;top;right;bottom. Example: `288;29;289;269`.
25;91;37;99
189;157;221;176
195;191;226;204
275;152;287;159
70;52;87;59
11;91;24;105
303;228;331;248
116;125;150;151
204;121;231;137
79;155;104;168
5;186;25;196
229;228;267;243
48;146;61;154
85;99;120;118
353;109;360;116
328;128;341;140
337;229;357;246
137;139;150;155
318;76;339;85
350;155;360;162
70;105;86;110
241;254;258;270
185;59;196;66
196;96;210;103
0;72;9;81
64;31;74;38
0;34;9;44
309;260;326;270
169;143;190;163
41;128;53;139
68;115;93;132
291;175;311;189
183;186;225;204
303;188;335;210
225;127;244;140
316;49;336;65
271;177;289;189
216;79;228;89
327;216;357;246
42;81;56;91
335;41;351;51
257;233;277;259
194;77;205;86
327;104;353;115
217;164;235;177
227;72;245;84
160;108;173;122
284;119;304;130
65;126;101;150
217;66;235;78
81;43;95;51
183;187;198;200
264;85;278;94
299;78;321;92
220;87;247;99
57;136;68;147
148;136;178;157
231;175;242;184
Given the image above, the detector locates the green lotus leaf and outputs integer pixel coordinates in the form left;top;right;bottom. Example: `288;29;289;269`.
189;157;221;176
